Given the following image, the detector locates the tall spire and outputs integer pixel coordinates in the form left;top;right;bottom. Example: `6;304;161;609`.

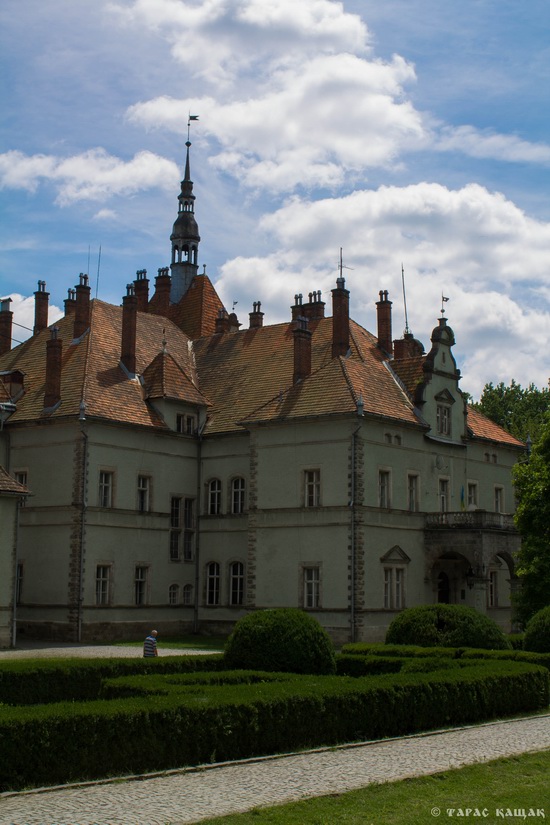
170;137;201;304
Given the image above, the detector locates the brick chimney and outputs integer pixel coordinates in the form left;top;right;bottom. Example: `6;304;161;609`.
249;301;264;329
291;294;304;321
64;288;76;316
153;267;171;316
44;327;63;409
215;308;231;334
331;276;350;358
301;291;325;321
0;298;13;356
134;269;149;312
293;316;312;383
376;290;393;355
393;333;424;360
121;284;138;375
33;280;49;335
73;273;91;339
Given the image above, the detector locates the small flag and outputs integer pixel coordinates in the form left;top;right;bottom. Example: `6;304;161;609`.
442;295;449;302
188;114;199;122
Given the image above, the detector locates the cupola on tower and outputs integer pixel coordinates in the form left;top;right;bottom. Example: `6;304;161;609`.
170;140;200;303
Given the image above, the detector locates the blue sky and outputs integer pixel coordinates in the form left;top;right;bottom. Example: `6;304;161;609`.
1;0;549;397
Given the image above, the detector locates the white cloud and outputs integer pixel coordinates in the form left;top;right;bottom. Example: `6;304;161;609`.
0;149;179;205
3;295;63;345
435;125;550;166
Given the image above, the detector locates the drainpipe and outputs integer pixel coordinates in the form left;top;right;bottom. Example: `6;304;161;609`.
193;416;206;634
11;497;21;648
349;399;364;643
78;410;88;642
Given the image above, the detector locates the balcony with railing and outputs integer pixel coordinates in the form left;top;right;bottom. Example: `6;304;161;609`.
425;510;516;531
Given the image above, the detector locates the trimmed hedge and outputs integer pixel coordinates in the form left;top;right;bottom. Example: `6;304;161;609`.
0;654;224;706
224;608;336;675
385;604;511;649
524;606;550;653
0;660;546;791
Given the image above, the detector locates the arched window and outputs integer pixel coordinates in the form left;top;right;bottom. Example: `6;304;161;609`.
229;561;244;606
206;562;220;606
231;477;246;514
182;583;193;605
208;479;222;515
168;584;179;605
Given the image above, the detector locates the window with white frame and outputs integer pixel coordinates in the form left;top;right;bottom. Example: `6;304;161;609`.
183;498;195;560
14;471;27;507
384;567;405;609
182;583;193;605
95;565;111;606
304;470;321;507
467;482;478;509
134;566;148;606
229;561;244;606
206;561;220;605
379;470;391;509
407;474;419;512
176;413;196;435
98;471;114;508
137;476;151;513
439;478;450;513
436;404;451;437
231;477;246;515
494;486;504;513
208;479;222;515
169;583;179;605
303;566;320;608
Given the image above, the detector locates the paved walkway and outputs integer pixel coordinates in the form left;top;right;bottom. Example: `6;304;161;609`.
1;645;549;824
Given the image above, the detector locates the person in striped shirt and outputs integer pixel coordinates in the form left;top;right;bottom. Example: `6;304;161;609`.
143;629;158;657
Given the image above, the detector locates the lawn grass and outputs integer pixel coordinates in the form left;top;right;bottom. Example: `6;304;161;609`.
113;634;227;651
198;750;550;825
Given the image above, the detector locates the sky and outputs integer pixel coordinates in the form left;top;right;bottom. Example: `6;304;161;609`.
1;0;549;399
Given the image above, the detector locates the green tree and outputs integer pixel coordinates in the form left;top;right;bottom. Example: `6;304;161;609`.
472;380;549;442
512;414;550;626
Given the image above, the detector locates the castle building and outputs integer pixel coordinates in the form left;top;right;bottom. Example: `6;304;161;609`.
0;144;524;646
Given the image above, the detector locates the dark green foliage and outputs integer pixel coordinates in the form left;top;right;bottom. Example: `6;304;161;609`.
523;606;550;653
0;660;546;791
472;380;549;442
385;605;510;650
507;633;525;650
336;654;403;676
512;415;550;626
224;608;336;675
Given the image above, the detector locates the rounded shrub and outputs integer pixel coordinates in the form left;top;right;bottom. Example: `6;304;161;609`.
385;604;511;650
523;605;550;653
224;608;336;674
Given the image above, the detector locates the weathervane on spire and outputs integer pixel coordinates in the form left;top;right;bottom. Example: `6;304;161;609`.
187;113;199;143
441;293;449;316
337;248;353;280
401;263;410;335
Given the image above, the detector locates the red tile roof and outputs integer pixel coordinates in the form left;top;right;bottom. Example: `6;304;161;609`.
466;406;525;448
170;274;224;339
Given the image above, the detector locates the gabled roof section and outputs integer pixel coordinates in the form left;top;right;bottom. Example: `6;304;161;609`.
0;465;29;496
142;349;210;407
170;274;224;339
391;355;425;397
466;406;525;448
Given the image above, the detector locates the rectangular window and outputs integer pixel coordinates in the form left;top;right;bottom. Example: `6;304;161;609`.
494;486;504;513
439;479;449;513
231;478;246;515
303;566;320;608
95;565;110;606
183;498;195;560
206;562;220;606
99;471;113;508
137;476;150;513
407;474;419;512
467;482;478;509
134;566;148;605
176;414;196;434
384;567;405;609
379;470;391;509
230;561;245;606
437;405;451;436
14;471;27;507
304;470;321;507
208;479;222;515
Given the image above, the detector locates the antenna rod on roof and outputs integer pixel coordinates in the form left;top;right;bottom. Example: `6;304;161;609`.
95;246;102;299
401;263;410;335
